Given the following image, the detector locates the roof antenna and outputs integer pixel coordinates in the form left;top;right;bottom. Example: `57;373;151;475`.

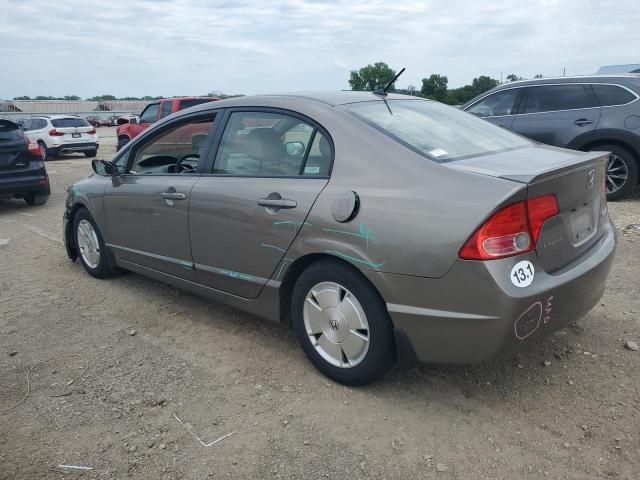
373;67;406;96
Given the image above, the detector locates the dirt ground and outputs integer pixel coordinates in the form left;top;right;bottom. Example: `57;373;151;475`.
1;127;639;480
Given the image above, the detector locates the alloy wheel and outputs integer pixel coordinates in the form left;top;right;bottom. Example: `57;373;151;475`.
606;154;628;194
303;282;370;368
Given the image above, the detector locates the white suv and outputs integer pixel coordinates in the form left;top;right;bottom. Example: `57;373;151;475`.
22;115;99;160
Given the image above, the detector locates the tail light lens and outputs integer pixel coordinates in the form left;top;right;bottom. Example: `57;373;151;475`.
49;129;65;136
459;194;559;260
27;139;42;157
87;128;96;134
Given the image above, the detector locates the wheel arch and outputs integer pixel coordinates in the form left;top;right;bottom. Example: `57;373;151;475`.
64;202;89;260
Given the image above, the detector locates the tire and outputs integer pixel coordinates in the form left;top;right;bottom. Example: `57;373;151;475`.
73;209;115;278
24;194;48;206
116;137;130;151
291;259;395;386
38;141;49;161
589;144;639;201
84;149;98;158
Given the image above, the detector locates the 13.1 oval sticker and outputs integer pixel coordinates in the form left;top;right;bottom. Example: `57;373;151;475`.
510;260;535;288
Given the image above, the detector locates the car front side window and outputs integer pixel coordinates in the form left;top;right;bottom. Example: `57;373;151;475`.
139;104;160;124
128;116;215;175
467;89;520;118
212;112;328;177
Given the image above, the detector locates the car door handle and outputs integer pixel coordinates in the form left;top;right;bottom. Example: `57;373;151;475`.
161;192;186;200
257;198;297;209
574;119;594;127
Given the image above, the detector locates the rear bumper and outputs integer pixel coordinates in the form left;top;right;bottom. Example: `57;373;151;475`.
365;220;617;365
0;174;50;197
52;142;98;153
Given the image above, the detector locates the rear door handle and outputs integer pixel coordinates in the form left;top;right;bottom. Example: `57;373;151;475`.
574;119;594;127
161;192;186;200
257;198;297;209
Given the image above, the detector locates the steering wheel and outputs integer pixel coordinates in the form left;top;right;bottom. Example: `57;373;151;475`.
173;153;200;173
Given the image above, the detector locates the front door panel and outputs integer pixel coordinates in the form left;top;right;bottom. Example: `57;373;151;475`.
104;175;199;280
189;177;327;298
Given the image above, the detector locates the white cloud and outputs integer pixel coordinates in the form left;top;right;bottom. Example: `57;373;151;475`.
0;0;638;98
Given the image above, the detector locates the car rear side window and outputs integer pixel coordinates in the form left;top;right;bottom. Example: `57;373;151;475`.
592;84;637;106
179;99;212;110
343;100;531;163
466;88;521;118
522;84;599;114
51;118;89;128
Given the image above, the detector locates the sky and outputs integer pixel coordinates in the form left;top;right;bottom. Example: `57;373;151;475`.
0;0;638;99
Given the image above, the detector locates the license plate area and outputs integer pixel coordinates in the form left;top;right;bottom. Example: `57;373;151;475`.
72;133;81;138
569;204;594;244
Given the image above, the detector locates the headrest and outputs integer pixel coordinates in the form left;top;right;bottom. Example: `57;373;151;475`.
319;135;331;157
245;128;284;162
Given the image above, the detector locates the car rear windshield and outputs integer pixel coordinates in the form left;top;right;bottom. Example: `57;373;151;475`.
342;99;531;162
51;118;90;128
178;99;213;110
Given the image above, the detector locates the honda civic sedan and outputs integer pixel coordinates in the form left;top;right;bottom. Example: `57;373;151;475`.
63;92;616;385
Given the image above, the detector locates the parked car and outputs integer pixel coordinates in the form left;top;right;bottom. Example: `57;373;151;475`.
64;92;616;385
463;74;640;200
86;116;113;127
22;115;99;160
115;97;218;151
0;119;50;206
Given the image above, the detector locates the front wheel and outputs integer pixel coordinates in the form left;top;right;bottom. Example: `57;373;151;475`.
291;260;395;386
589;144;639;201
73;209;114;278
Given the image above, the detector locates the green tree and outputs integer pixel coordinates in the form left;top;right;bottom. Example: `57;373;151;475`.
420;74;449;101
471;76;499;96
13;96;31;100
505;74;522;82
88;94;117;101
349;62;397;91
63;95;80;101
35;95;55;100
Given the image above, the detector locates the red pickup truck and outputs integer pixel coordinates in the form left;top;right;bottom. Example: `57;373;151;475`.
116;97;218;151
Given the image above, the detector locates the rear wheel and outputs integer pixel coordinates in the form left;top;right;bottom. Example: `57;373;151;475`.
24;194;48;206
291;260;395;385
84;149;97;158
589;144;639;200
73;209;114;278
116;137;130;151
38;141;49;161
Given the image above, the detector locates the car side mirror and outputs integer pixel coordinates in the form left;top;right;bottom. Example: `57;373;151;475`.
92;159;119;177
284;141;305;156
130;117;138;124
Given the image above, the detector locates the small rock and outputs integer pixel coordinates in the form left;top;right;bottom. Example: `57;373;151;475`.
360;462;365;471
159;443;166;450
517;364;524;369
173;445;179;452
624;341;638;351
543;360;552;367
436;463;447;473
282;385;294;393
563;443;570;448
568;380;574;385
8;351;18;357
282;420;289;426
128;330;137;336
147;441;155;448
580;425;588;431
303;440;310;446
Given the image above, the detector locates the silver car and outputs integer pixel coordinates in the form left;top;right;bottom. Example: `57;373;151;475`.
63;92;616;385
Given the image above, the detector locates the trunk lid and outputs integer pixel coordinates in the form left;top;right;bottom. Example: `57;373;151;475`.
447;145;609;272
51;117;95;143
0;120;30;171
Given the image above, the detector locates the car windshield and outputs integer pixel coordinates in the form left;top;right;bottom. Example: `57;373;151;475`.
343;99;532;162
51;118;90;128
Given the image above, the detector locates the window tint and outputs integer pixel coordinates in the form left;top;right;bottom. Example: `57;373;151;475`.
303;132;332;176
213;112;329;177
130;117;215;175
160;101;172;118
139;103;159;124
522;84;598;114
467;89;520;117
343;100;531;163
592;84;636;106
178;99;213;110
51;118;89;128
22;119;32;131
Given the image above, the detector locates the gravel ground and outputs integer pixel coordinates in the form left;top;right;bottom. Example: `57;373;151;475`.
1;128;639;479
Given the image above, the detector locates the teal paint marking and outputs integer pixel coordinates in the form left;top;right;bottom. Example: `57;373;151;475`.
273;220;311;228
181;261;194;270
216;267;254;281
261;243;286;253
276;257;294;280
322;223;377;247
324;250;385;269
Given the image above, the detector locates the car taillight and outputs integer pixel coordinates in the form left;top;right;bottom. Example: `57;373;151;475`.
87;128;96;134
27;139;42;157
49;129;65;136
459;194;559;260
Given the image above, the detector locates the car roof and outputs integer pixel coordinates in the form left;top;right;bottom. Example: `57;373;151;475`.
501;74;640;87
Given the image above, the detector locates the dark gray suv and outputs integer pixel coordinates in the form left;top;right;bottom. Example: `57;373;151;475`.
463;75;640;200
